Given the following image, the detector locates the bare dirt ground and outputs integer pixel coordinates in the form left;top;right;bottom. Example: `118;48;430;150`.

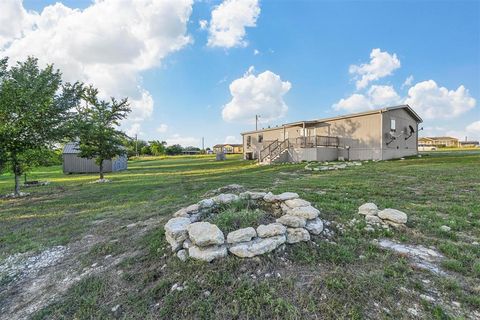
0;216;163;320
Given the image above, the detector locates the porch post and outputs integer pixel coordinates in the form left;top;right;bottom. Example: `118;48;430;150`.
303;122;306;147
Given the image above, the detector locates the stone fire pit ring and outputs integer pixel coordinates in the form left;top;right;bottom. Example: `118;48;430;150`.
164;190;325;262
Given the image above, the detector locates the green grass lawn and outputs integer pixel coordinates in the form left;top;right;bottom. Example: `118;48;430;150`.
1;152;479;319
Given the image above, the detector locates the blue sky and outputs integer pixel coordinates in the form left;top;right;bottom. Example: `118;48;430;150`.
3;0;480;146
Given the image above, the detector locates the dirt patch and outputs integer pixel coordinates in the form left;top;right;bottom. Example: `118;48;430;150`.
0;216;164;320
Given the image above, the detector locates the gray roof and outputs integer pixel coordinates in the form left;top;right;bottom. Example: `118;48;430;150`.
63;142;81;154
241;105;423;135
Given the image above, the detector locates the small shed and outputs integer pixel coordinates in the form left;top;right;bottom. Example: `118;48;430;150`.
62;142;127;174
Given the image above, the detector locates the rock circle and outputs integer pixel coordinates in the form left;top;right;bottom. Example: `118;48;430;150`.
164;188;325;262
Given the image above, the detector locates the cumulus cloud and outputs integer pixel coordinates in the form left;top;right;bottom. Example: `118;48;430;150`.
333;85;400;112
349;48;401;89
207;0;260;48
404;80;476;119
402;75;414;89
466;121;480;137
224;135;241;144
156;124;169;133
222;66;291;123
199;19;208;30
166;134;200;147
0;0;38;47
0;0;193;130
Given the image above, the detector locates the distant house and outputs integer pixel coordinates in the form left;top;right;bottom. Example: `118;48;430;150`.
418;137;459;148
241;105;423;164
213;144;244;154
459;140;479;147
62;142;127;174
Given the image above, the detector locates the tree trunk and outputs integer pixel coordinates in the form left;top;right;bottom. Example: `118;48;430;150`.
14;173;21;196
99;159;104;180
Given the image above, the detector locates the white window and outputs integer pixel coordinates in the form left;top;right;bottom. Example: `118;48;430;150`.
390;119;396;132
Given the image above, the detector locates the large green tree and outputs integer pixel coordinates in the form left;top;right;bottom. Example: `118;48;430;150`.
0;57;81;195
149;140;167;156
75;86;131;180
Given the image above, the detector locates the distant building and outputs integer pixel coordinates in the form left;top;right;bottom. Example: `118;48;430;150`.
418;137;459;148
213;144;244;154
241;105;422;164
62;142;127;174
459;140;479;147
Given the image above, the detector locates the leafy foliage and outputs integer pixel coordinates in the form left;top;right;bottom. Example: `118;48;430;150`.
75;85;131;179
0;57;81;194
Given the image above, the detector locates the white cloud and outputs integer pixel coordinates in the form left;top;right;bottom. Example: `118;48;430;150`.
166;134;200;147
199;19;208;30
222;66;291;123
156;124;168;133
402;75;414;89
466;121;480;138
0;0;193;130
253;49;260;55
368;85;401;106
333;85;400;112
224;135;241;144
349;48;401;89
332;94;372;112
126;123;142;138
404;80;476;119
0;0;38;47
207;0;260;48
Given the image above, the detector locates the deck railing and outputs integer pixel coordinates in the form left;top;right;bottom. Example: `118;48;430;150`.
292;136;339;148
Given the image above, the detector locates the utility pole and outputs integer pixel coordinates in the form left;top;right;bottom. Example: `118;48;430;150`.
202;137;205;151
255;114;260;131
135;134;138;157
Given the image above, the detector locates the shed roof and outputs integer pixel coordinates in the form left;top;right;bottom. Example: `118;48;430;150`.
63;142;81;154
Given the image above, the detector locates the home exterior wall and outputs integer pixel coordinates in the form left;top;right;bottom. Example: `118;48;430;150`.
319;113;382;161
242;107;421;162
381;108;419;160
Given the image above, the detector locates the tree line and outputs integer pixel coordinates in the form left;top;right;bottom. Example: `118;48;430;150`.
0;57;131;195
123;139;206;157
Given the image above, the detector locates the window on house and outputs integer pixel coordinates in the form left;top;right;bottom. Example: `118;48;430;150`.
258;134;263;143
247;136;252;148
390;119;396;132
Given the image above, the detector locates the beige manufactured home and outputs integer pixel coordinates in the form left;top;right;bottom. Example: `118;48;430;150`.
241;105;422;164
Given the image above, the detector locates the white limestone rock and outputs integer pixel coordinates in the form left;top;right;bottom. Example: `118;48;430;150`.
276;192;299;201
289;206;320;219
284;198;311;208
173;204;200;217
227;227;257;244
263;192;277;203
378;208;408;224
183;239;193;249
164;217;191;251
358;203;378;216
229;235;286;258
198;198;215;209
305;218;324;235
188;245;227;262
187;222;225;247
213;193;239;204
286;228;310;243
239;191;267;200
177;249;188;261
276;215;306;228
256;223;287;238
365;215;383;225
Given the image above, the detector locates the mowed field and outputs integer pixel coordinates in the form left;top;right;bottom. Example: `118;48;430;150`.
0;152;479;319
